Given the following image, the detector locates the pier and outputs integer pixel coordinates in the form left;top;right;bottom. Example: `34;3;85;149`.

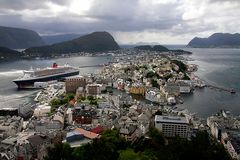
205;84;236;94
79;64;104;68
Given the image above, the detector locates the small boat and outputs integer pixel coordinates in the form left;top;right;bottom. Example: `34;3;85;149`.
230;88;236;94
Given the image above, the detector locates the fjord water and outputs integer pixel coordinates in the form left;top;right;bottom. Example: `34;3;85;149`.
177;48;240;117
0;56;111;109
0;49;240;118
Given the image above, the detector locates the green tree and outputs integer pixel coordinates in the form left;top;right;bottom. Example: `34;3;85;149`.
163;74;173;81
44;143;73;160
87;95;94;101
90;99;98;105
148;127;165;147
151;79;159;88
50;98;61;106
81;96;86;101
44;129;232;160
171;60;187;72
146;71;156;78
183;73;190;80
118;149;141;160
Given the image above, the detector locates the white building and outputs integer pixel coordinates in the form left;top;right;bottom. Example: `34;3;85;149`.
33;104;51;117
66;108;73;124
154;115;189;138
167;96;176;105
145;89;160;103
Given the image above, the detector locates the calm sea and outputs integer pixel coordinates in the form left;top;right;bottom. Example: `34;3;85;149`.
0;48;240;118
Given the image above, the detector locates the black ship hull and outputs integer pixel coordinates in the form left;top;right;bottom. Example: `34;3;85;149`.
13;71;79;89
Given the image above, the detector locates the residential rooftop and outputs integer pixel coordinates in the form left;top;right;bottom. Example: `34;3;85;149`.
155;115;188;124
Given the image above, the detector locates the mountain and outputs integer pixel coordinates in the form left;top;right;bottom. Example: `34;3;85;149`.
187;33;240;48
25;31;120;56
134;45;169;52
0;46;21;59
0;26;45;49
41;33;84;45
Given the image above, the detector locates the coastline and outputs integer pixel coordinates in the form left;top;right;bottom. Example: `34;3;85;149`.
1;48;240;118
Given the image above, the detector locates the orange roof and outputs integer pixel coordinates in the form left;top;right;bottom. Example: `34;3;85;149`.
74;128;99;139
69;99;76;105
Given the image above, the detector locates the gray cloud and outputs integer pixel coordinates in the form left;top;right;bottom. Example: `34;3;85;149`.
0;0;68;10
0;0;239;44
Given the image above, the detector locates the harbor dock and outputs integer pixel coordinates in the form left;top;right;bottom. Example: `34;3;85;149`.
205;84;236;94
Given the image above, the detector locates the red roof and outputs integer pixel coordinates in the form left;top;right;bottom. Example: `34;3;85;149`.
74;128;99;139
90;126;104;134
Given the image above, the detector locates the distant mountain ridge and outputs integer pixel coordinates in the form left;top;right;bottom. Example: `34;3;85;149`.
0;26;45;49
41;33;84;45
134;45;169;52
25;31;120;56
187;33;240;48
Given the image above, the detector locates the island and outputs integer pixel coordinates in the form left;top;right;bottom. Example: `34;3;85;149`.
187;33;240;48
134;45;192;54
134;45;169;52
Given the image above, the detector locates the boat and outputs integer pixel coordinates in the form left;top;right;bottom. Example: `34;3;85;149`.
13;63;79;89
230;88;236;94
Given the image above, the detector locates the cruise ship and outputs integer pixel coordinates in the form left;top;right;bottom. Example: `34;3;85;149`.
13;63;79;89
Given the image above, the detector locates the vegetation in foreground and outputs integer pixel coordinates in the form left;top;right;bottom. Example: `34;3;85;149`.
44;128;232;160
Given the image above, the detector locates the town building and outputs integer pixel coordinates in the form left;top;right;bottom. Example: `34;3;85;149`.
65;76;86;93
154;115;189;138
207;110;240;159
64;128;99;148
145;87;165;103
128;83;145;95
117;78;125;90
161;82;180;97
86;84;102;96
16;134;51;160
72;106;97;124
33;104;51;117
119;124;138;141
177;81;191;93
0;116;23;137
75;87;85;100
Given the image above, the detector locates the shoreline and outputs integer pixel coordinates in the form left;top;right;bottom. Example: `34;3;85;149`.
2;49;239;119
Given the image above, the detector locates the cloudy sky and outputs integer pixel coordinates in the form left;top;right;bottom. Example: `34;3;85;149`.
0;0;239;44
